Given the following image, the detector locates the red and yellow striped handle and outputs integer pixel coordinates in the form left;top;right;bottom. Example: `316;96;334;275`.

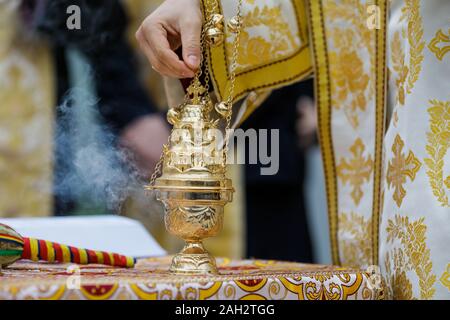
21;237;135;268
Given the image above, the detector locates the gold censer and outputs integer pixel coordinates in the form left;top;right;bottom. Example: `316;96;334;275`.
146;79;234;274
146;2;242;275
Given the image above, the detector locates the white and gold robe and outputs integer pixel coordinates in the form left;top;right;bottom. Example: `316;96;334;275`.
200;0;450;299
0;2;54;217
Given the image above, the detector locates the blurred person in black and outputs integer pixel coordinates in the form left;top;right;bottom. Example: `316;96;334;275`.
240;79;316;263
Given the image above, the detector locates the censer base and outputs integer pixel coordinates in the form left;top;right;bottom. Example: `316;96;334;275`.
169;241;218;275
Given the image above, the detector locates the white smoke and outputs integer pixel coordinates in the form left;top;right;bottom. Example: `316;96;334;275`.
53;51;144;213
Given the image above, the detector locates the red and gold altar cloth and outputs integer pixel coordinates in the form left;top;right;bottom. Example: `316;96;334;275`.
0;257;383;300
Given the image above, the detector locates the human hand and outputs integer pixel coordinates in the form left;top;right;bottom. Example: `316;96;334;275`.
119;114;170;177
135;0;202;79
296;96;317;149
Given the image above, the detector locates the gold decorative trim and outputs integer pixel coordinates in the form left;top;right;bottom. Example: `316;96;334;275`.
307;0;340;265
371;0;388;265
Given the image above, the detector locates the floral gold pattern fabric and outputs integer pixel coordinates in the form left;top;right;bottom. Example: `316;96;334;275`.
389;0;425;107
0;5;54;217
226;5;297;72
381;0;450;299
428;28;450;61
337;139;374;206
309;0;388;268
440;264;450;292
324;1;375;129
203;0;313;105
386;134;421;208
384;215;436;299
338;212;372;267
424;99;450;208
383;251;414;300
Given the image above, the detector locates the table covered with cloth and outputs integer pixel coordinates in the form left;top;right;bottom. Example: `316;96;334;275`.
0;257;383;300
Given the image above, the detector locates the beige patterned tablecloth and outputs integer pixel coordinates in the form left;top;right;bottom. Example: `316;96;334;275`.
0;257;383;300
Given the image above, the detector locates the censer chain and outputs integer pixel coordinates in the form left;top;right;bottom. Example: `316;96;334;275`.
149;0;242;185
222;0;242;170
